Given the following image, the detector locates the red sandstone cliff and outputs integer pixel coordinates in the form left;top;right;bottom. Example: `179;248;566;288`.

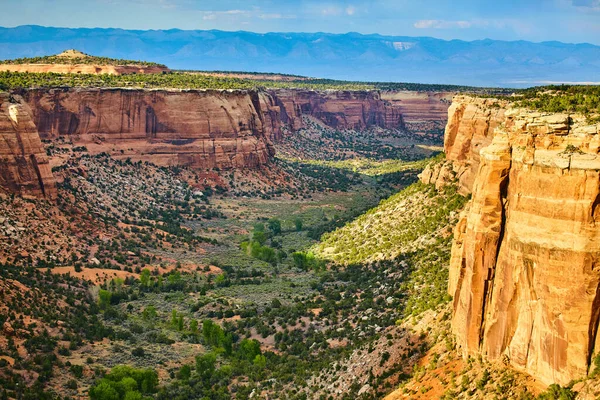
0;64;169;75
0;93;57;199
443;97;508;193
445;95;600;386
380;91;452;124
269;89;405;140
0;87;442;199
20;88;276;170
19;88;411;159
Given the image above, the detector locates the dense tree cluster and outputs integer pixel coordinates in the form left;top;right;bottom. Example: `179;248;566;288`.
0;264;113;399
89;365;159;400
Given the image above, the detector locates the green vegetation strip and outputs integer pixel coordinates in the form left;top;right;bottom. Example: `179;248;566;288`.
1;55;166;67
278;156;438;177
479;84;600;116
315;182;466;264
0;70;500;92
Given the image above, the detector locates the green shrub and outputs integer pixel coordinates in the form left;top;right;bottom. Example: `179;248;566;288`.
89;365;158;400
537;384;577;400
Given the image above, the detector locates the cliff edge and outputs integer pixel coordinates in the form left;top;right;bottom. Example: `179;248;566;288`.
0;49;170;75
445;95;600;385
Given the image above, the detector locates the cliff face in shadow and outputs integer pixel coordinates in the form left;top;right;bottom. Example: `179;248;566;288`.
444;95;600;386
20;88;277;170
269;89;406;140
0;93;56;199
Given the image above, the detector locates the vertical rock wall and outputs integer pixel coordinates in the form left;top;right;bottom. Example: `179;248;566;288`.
20;88;276;170
0;87;443;199
446;95;600;385
0;94;57;199
268;89;405;139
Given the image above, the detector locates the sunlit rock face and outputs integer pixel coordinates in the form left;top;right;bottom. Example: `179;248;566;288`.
0;64;169;75
16;87;418;170
380;91;452;123
446;95;600;385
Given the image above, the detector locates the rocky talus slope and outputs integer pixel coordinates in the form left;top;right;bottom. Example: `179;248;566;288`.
439;95;600;386
0;93;56;199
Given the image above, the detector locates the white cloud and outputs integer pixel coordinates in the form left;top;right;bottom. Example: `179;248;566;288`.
321;6;342;16
199;8;295;21
222;10;249;15
200;9;251;21
319;5;357;17
414;20;472;29
258;13;296;20
556;0;600;11
572;0;600;10
413;18;533;34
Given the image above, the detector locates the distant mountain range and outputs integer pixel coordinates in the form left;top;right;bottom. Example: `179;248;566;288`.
1;25;599;87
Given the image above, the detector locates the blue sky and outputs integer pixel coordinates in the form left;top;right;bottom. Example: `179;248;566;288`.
2;0;599;44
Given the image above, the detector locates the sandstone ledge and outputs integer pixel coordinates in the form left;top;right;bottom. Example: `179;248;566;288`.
0;63;170;75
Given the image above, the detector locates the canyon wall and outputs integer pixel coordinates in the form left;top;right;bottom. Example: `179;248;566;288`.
381;91;452;140
0;87;440;199
443;97;508;193
0;64;169;75
0;93;57;199
446;95;600;385
18;88;412;164
267;89;406;140
19;88;276;170
380;91;452;123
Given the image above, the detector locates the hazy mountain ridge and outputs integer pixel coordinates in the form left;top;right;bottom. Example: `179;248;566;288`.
1;25;599;87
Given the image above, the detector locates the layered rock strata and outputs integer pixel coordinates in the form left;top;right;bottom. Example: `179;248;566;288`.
269;89;405;140
443;97;508;193
0;64;169;75
18;88;410;159
446;95;600;385
20;88;276;170
380;91;452;124
0;93;57;199
0;87;428;198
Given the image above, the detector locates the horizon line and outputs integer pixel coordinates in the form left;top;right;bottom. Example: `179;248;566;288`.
0;24;598;48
